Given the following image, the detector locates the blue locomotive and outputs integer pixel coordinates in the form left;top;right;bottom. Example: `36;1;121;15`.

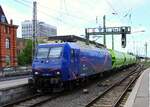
30;42;112;89
29;42;136;90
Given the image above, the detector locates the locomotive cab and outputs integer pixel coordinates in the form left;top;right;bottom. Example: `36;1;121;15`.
32;46;63;76
30;44;64;89
30;43;80;90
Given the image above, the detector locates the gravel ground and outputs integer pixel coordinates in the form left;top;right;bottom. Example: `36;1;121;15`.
39;66;135;107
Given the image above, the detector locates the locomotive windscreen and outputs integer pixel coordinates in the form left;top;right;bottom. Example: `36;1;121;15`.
48;47;62;58
36;47;49;59
36;47;62;59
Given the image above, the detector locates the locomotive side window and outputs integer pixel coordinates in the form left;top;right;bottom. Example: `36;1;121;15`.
71;49;75;62
36;47;49;59
49;47;62;58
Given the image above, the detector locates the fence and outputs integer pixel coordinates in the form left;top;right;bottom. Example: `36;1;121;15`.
0;66;32;77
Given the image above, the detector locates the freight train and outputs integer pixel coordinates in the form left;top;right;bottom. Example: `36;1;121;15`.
29;42;136;91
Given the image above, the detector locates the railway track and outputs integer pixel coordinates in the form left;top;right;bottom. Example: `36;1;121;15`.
85;64;143;107
1;93;60;107
1;65;142;107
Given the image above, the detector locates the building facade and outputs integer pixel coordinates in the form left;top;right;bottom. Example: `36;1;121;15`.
22;20;57;39
0;6;18;67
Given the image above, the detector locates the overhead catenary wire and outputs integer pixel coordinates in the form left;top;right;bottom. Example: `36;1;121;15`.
13;0;86;31
105;0;119;15
13;0;135;38
21;0;122;29
104;0;133;25
22;0;91;22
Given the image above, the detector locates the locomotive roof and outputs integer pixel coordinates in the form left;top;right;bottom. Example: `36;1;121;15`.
48;35;105;48
38;42;106;51
38;42;78;48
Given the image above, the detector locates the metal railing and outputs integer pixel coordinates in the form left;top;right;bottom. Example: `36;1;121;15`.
0;66;32;77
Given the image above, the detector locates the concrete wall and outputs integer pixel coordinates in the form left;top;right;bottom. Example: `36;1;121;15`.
0;84;31;106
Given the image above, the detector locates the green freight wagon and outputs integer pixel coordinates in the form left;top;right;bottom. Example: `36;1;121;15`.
124;53;136;65
109;49;125;69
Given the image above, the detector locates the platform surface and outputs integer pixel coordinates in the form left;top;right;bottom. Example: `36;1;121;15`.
124;67;150;107
0;78;28;90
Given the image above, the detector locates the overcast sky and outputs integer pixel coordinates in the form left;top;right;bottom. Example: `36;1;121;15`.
0;0;150;57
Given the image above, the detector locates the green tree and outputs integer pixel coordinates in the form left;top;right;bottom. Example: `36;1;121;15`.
17;40;32;65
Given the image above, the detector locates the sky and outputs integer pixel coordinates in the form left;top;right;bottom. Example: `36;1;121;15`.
0;0;150;57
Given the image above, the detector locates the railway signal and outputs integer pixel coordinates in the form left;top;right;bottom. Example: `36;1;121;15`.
121;27;127;48
85;26;131;48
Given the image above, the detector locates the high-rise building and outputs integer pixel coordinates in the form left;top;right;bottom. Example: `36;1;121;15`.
0;6;18;67
21;20;57;39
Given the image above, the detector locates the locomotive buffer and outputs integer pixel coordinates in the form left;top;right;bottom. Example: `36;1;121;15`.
85;26;131;48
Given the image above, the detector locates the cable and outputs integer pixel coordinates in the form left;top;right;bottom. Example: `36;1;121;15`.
104;0;133;26
22;0;119;30
105;0;119;15
103;0;125;25
19;0;94;28
14;0;32;7
13;0;85;30
63;0;69;16
112;0;133;25
22;0;90;22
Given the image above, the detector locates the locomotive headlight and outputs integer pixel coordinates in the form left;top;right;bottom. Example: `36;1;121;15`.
56;71;60;75
35;72;39;75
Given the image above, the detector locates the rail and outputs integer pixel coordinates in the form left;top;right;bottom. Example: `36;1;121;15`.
112;65;143;107
85;65;142;107
2;92;62;107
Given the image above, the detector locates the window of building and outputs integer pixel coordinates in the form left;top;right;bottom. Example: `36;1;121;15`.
5;26;7;33
9;27;11;33
3;26;5;33
6;55;10;66
6;38;10;49
7;27;9;34
5;26;9;34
